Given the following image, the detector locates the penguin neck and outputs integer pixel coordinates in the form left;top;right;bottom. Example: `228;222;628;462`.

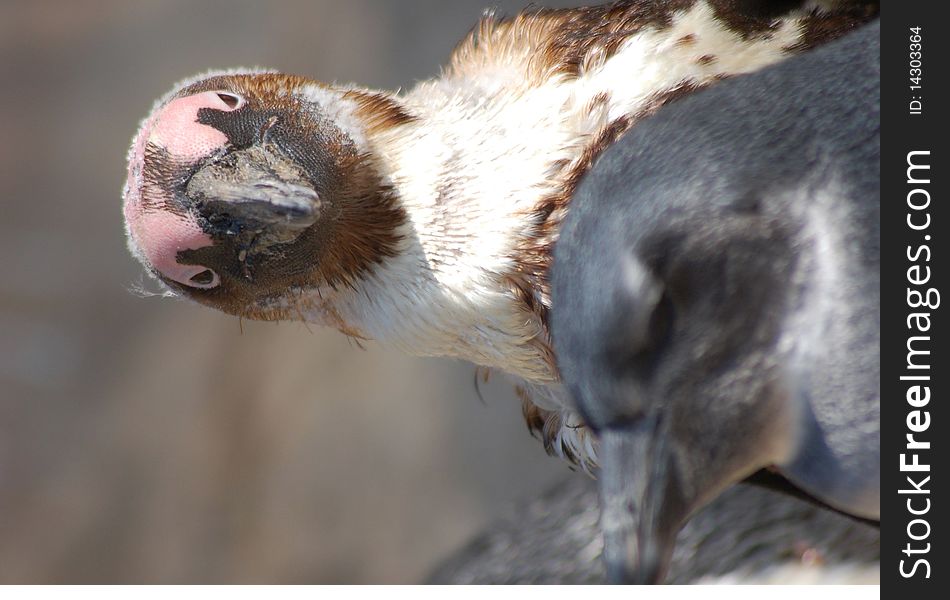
293;1;864;386
305;1;823;385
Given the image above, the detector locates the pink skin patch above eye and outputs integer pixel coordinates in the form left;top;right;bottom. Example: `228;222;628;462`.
125;199;219;289
147;91;241;159
124;90;244;289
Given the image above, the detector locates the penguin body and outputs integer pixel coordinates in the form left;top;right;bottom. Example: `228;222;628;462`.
552;19;880;582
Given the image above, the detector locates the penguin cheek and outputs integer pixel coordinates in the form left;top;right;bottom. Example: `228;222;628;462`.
123;91;255;290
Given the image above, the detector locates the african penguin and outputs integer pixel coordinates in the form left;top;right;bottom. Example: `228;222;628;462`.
552;18;880;582
124;1;877;475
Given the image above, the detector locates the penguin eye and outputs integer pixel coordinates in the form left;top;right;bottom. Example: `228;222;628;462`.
216;92;242;109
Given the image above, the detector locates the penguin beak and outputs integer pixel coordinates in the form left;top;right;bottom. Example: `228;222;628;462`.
186;144;322;242
598;417;689;584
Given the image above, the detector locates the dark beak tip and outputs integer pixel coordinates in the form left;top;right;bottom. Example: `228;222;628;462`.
603;532;668;584
598;423;681;585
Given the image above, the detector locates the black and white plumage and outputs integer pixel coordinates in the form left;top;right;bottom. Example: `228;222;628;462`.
124;0;877;471
122;0;881;583
552;19;880;583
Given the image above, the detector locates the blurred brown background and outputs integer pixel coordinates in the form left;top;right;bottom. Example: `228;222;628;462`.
0;0;583;583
